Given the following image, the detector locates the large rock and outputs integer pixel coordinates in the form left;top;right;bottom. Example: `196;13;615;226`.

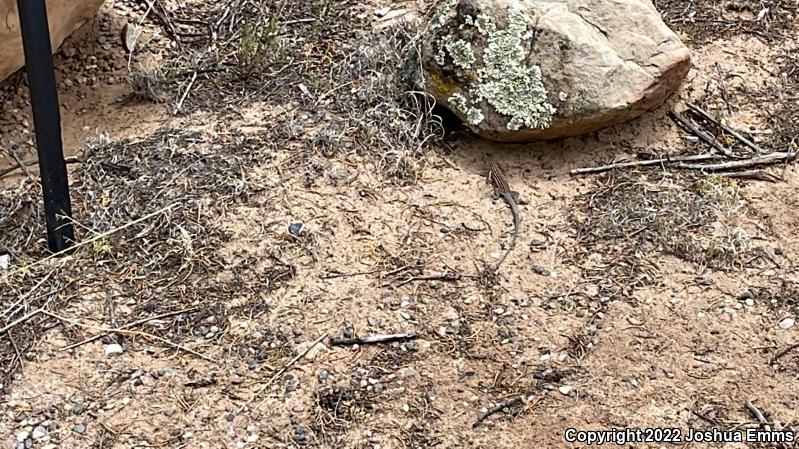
421;0;691;142
0;0;104;83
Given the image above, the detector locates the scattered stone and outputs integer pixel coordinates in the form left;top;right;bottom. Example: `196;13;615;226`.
292;426;309;446
718;312;732;323
289;222;304;237
16;431;29;442
402;367;418;378
73;423;86;434
71;403;86;415
31;426;47;439
779;318;795;330
533;265;552;277
318;368;329;382
420;0;690;142
558;385;574;395
104;343;124;356
695;276;714;286
0;253;10;270
367;316;378;327
246;433;259;443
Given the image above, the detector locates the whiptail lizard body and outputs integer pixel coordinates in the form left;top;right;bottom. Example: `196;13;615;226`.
488;162;520;270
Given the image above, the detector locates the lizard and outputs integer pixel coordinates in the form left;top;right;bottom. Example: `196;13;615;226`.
487;161;520;271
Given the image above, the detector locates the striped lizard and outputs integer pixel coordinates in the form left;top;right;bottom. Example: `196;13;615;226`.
488;161;520;271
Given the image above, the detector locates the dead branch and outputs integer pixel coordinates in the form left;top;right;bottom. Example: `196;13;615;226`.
570;153;718;175
687;103;768;155
330;332;417;347
669;110;740;158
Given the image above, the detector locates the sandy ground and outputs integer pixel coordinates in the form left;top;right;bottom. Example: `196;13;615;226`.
1;1;798;448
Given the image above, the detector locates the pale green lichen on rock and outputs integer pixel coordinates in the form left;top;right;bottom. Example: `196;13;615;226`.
466;107;485;125
448;92;485;125
431;0;459;29
443;38;476;69
448;92;469;113
430;1;556;131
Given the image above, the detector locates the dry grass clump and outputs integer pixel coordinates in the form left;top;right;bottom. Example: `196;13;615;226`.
126;66;169;102
0;127;283;388
571;172;754;294
129;0;443;183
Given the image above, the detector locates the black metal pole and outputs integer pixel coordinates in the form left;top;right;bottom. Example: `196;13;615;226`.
16;0;75;252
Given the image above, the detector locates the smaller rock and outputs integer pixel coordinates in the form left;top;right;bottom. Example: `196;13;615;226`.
31;426;47;439
17;431;29;442
105;343;123;356
246;433;259;443
0;253;10;270
558;385;574;396
402;367;418;378
288;223;304;237
73;423;86;434
71;402;86;415
779;318;795;330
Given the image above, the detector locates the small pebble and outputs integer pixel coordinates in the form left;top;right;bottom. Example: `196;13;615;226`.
31;426;47;439
558;385;574;395
288;223;304;237
779;318;795;330
17;431;29;442
71;403;86;415
105;343;123;356
73;424;86;434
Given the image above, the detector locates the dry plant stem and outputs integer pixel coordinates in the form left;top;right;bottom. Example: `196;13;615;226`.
330;332;417;347
687;103;768;155
173;71;198;115
0;204;175;282
60;306;201;351
770;343;799;364
745;401;772;432
668;110;739;158
0;156;81;179
570;154;718;175
21;309;220;364
238;333;329;414
671;151;797;171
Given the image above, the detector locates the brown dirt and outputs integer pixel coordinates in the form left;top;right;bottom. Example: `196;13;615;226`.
1;1;798;448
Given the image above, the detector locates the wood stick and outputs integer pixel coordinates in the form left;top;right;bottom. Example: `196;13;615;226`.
38;309;218;364
60;306;200;351
330;332;417;346
687;103;768;155
671;151;797;171
669;111;740;159
0;156;80;179
570;153;719;175
770;343;799;364
745;401;772;432
238;333;328;413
